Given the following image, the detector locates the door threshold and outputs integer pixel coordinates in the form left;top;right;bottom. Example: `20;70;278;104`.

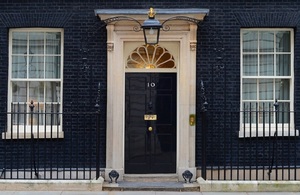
123;173;178;182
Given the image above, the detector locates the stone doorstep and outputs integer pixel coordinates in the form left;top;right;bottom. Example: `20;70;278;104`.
102;173;200;191
123;174;179;182
1;178;300;192
102;181;200;191
197;177;300;192
0;178;104;191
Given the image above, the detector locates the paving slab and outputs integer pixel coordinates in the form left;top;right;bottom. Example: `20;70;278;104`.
0;192;15;195
62;192;108;195
113;193;203;195
109;192;156;195
156;192;202;195
247;193;300;195
202;193;247;195
5;192;62;195
1;191;300;195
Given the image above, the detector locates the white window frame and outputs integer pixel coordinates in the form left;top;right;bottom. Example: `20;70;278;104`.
2;28;64;139
239;28;299;138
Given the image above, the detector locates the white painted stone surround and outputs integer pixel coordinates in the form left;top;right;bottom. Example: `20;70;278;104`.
95;9;208;182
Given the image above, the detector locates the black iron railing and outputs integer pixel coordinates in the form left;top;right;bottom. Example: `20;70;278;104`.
0;101;102;180
1;100;299;181
200;102;300;181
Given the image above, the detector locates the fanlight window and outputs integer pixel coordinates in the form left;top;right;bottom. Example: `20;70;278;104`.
126;45;176;69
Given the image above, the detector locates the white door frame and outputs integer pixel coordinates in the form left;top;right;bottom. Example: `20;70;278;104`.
95;9;208;181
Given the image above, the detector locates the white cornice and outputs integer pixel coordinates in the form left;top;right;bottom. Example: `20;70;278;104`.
94;8;209;23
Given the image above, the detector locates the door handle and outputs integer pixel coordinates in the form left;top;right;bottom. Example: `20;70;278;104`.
148;126;153;132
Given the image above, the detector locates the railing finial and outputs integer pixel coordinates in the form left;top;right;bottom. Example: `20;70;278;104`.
29;100;35;111
274;99;279;111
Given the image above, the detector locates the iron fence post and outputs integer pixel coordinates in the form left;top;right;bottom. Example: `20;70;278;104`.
95;83;101;179
201;101;208;180
29;100;39;179
29;100;35;179
274;99;279;180
268;99;279;179
200;80;208;180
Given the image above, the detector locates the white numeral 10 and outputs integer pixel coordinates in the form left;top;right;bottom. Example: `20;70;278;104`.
147;82;156;88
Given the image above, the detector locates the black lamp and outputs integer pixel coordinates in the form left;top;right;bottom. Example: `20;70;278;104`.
141;7;162;45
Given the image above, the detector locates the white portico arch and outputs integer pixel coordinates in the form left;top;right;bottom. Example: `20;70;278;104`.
95;8;209;181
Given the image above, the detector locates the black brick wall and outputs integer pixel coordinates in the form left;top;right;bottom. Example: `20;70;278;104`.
0;0;299;172
196;1;300;168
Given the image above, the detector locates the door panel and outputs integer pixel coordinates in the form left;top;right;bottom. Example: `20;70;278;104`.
125;73;176;174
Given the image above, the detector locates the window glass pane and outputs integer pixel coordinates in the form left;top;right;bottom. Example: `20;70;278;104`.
243;102;276;124
31;102;44;125
276;54;290;76
260;54;274;76
12;56;27;78
12;32;27;54
46;32;61;54
259;31;274;52
12;103;26;125
242;102;257;123
259;79;273;100
29;81;44;103
278;102;290;123
243;55;257;76
242;79;257;100
45;56;61;78
29;56;44;78
9;29;63;131
242;31;258;52
45;82;60;102
29;32;44;54
276;31;290;52
12;81;27;102
258;102;274;123
45;103;60;125
275;79;290;100
241;29;292;128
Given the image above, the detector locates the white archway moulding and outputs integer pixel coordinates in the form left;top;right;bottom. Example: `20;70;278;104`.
95;8;209;182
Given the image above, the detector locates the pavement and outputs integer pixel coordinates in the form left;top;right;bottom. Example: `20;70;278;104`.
0;192;300;195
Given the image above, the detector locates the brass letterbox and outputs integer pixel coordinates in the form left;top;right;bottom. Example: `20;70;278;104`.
144;114;157;120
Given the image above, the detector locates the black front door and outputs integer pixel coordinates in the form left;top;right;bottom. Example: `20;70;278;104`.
125;73;176;174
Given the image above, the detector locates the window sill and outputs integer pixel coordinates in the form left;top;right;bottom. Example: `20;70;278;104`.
2;131;64;139
239;127;299;138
